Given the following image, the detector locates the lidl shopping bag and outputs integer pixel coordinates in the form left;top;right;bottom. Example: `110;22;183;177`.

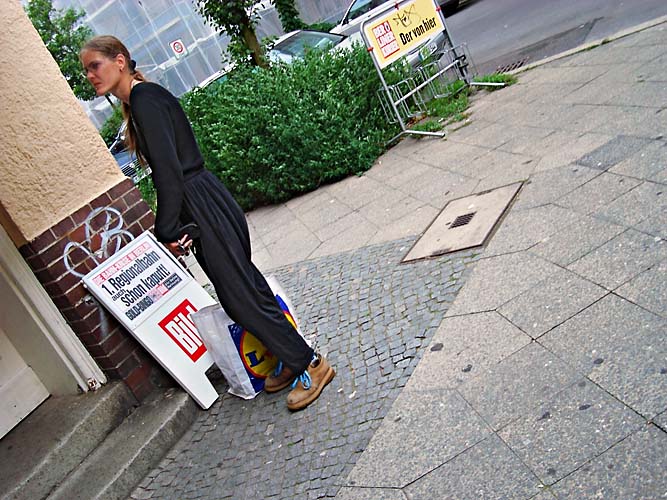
191;276;305;399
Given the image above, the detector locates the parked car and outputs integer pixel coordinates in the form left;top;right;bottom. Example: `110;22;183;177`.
198;66;233;89
331;0;453;68
197;30;350;89
267;30;350;64
109;124;151;184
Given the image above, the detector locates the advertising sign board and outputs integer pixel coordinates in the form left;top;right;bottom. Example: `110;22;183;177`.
83;232;218;409
363;0;445;69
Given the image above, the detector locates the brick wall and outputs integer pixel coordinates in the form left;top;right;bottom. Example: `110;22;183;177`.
19;179;171;400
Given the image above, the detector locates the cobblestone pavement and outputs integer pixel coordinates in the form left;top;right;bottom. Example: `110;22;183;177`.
131;237;480;500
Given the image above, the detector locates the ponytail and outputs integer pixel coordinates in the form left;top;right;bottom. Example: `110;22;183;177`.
121;67;148;165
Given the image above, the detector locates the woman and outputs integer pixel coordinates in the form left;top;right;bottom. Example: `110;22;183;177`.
81;36;334;411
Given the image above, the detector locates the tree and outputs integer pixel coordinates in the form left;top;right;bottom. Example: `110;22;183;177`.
25;0;95;101
273;0;305;33
196;0;268;69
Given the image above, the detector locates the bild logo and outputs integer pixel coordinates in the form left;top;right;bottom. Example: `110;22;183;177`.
158;299;206;362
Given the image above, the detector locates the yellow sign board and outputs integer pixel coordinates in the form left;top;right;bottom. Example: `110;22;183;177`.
363;0;445;69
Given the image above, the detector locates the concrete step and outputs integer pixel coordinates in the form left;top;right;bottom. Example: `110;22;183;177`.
0;381;137;500
47;387;197;500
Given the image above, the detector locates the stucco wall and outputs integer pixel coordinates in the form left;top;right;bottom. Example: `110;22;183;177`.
0;0;124;245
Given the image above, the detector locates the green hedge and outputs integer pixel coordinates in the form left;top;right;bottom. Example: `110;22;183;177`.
180;45;399;210
99;105;123;146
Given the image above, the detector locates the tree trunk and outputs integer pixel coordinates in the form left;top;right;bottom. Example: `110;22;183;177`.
240;17;267;68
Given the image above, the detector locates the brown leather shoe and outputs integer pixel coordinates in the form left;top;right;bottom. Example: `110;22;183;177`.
264;363;295;393
287;354;335;411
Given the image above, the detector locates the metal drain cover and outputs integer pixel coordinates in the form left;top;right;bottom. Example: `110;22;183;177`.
403;182;522;262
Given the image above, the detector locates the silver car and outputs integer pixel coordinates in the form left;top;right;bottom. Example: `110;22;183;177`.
331;0;452;68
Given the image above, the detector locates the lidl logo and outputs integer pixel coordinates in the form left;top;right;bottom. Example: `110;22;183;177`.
239;330;278;378
227;293;297;392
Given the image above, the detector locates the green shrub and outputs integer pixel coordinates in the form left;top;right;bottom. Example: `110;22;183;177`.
306;21;336;32
136;169;157;213
181;45;399;210
99;105;123;146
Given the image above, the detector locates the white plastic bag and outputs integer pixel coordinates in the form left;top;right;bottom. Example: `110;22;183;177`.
191;276;305;399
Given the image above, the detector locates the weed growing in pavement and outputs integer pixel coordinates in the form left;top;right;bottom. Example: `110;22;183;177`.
473;73;517;88
412;73;515;133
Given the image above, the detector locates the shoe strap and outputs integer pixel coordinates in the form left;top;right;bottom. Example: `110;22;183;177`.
291;370;312;390
273;360;283;377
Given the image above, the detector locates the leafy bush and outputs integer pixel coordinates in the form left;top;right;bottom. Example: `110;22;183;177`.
181;45;399;210
99;105;123;146
136;169;157;212
306;21;336;32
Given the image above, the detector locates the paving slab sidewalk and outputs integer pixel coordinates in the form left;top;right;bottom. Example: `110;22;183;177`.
335;20;667;500
132;19;667;500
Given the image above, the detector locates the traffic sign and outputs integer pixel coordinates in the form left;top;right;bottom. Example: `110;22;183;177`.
169;39;187;58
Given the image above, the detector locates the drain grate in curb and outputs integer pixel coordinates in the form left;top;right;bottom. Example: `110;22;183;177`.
402;182;523;262
495;58;529;73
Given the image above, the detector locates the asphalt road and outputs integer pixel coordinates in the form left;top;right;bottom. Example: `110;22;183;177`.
445;0;667;74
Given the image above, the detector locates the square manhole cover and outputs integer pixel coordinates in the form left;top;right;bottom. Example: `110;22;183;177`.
403;182;522;262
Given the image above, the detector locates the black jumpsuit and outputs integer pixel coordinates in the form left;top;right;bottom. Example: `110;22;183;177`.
130;82;313;374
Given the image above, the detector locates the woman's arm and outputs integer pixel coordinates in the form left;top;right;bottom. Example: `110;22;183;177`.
131;87;185;243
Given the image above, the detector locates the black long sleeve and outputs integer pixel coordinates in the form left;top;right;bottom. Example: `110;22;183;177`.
130;82;204;242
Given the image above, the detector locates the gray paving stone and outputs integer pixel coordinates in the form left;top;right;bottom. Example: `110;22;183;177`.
551;425;667;500
560;80;634;105
454;122;538;150
567;228;667;289
575;135;652;171
613;81;667;108
297;197;355;233
403;434;542;500
557;172;641;215
498;379;644;485
541;293;667;418
485;204;581;257
498;268;607;339
323;173;390;211
616;260;667;318
363;150;415;183
263;222;322;265
458;342;580;430
404;312;531;390
522;65;608;86
335;487;406;500
388;166;479;209
512;165;599;210
489;123;555;156
346;390;491;488
579;104;667;138
461;149;535;183
446;253;562;316
594;180;667;226
609;139;667;180
655;410;667;432
532;132;613;172
366;205;441;245
356;193;426;228
567;43;667;66
532;103;601;133
528;491;558;500
530;214;625;267
635;205;667;239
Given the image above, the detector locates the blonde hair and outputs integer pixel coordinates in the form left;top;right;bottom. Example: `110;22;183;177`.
81;35;147;163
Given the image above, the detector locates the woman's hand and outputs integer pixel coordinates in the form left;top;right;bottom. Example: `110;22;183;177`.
166;234;193;256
